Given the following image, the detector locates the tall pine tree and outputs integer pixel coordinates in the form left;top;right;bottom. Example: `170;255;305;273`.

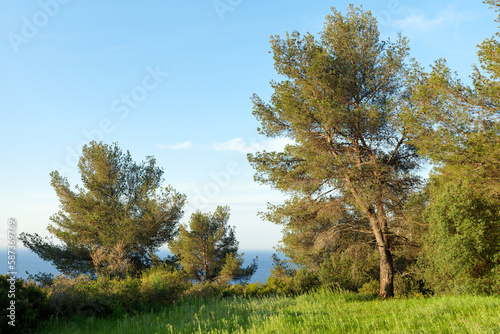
248;6;421;298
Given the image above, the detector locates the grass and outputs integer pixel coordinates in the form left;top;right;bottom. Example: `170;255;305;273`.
36;290;500;333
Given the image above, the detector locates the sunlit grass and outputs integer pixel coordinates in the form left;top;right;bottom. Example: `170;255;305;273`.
37;289;500;333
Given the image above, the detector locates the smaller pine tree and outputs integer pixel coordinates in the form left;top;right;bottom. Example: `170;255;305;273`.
169;206;257;284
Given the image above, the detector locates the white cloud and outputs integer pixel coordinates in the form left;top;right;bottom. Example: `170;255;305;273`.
212;137;294;154
391;6;473;31
156;141;192;150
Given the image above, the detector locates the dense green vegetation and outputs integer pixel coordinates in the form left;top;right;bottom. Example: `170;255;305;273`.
248;0;500;298
3;1;499;332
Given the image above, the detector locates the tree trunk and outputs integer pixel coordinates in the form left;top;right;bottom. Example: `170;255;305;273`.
346;176;395;298
378;244;394;298
368;215;395;298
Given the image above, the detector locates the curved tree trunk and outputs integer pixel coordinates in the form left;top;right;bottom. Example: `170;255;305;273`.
346;177;396;298
378;244;394;298
368;215;395;298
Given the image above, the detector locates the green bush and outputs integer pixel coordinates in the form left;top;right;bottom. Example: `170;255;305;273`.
318;245;379;292
244;282;266;297
292;269;320;293
219;283;245;297
358;280;379;297
421;180;500;294
184;282;221;300
393;271;431;297
47;266;190;319
48;275;110;318
0;275;50;333
141;265;190;305
265;268;294;294
263;259;320;295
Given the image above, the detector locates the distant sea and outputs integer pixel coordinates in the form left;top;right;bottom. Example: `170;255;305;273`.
1;249;281;284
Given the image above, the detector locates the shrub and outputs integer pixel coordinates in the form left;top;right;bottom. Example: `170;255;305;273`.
141;265;190;305
393;271;431;297
220;283;245;298
358;280;379;297
46;265;192;319
108;276;143;313
318;245;379;292
265;268;294;294
263;254;297;294
48;275;110;318
421;180;500;294
264;257;320;295
184;282;221;300
48;275;143;318
244;282;265;297
292;269;320;293
0;275;50;333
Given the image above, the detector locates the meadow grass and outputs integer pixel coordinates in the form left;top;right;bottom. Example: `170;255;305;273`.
37;290;500;333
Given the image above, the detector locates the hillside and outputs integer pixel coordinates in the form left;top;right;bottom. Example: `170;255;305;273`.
38;289;500;333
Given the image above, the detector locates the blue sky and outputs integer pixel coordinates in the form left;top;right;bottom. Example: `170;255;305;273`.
0;0;497;250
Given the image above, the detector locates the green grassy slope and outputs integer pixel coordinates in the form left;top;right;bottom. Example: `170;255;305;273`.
38;290;500;334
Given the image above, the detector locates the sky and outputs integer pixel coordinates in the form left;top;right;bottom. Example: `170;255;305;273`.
0;0;497;251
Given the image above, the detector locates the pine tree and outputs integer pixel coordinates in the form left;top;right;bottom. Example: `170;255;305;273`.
169;206;257;284
21;141;186;277
248;5;420;298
